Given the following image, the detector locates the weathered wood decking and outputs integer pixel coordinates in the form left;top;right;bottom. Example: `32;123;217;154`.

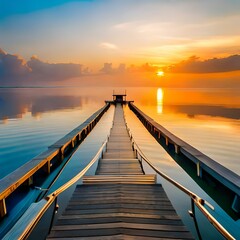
47;104;193;239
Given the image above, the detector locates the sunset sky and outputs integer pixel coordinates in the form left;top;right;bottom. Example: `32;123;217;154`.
0;0;240;86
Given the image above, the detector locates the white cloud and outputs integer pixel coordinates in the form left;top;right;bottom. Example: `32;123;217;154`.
100;42;118;50
113;21;139;30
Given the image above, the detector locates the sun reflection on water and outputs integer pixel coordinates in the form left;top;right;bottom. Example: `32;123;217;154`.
157;88;164;114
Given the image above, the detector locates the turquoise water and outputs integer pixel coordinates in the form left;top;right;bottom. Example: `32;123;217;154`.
0;87;239;239
0;87;108;178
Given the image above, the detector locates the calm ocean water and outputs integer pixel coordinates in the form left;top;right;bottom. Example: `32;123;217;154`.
0;87;239;239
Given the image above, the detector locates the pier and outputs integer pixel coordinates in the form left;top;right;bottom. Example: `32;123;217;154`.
47;104;193;239
1;95;237;240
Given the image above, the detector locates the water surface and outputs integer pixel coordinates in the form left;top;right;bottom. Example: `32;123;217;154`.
0;87;239;239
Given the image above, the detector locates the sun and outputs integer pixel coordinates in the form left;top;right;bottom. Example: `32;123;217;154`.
156;71;164;77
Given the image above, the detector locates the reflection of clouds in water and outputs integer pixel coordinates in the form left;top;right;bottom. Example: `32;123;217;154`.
0;89;83;122
0;92;29;120
167;105;240;120
31;96;82;115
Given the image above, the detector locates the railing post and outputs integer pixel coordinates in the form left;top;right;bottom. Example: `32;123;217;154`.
43;161;51;175
0;198;7;218
197;162;202;178
60;147;64;161
135;149;138;159
174;144;180;154
189;198;202;240
232;194;240;213
71;140;75;149
48;197;59;234
23;176;34;187
165;137;169;146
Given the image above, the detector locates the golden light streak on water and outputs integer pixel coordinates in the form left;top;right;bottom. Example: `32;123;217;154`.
157;88;164;114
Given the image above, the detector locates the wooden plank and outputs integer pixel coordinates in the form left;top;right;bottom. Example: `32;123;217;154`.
47;235;181;240
83;175;156;185
99;159;138;163
48;228;193;239
103;152;135;159
96;170;142;174
66;203;175;211
51;222;188;231
62;208;177;216
70;194;167;200
59;212;181;221
47;235;184;240
69;198;171;204
97;166;141;169
57;216;180;226
68;200;173;208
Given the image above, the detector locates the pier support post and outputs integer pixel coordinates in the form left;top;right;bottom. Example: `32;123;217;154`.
23;176;34;187
197;162;202;178
71;140;75;148
0;199;7;218
60;147;64;161
165;137;169;146
174;144;180;154
232;194;240;213
43;161;51;175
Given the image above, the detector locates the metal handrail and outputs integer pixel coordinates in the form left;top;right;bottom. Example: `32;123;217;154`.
127;128;235;240
3;139;108;240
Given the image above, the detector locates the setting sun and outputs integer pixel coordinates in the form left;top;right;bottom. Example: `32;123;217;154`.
157;71;164;77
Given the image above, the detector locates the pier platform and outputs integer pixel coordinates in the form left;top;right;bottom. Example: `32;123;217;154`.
47;104;193;239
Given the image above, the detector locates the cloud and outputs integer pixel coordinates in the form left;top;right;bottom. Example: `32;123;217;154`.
113;21;139;30
100;42;118;50
0;49;86;85
99;63;126;74
0;48;31;82
167;55;240;73
100;63;113;74
99;62;159;75
27;56;83;81
128;63;158;73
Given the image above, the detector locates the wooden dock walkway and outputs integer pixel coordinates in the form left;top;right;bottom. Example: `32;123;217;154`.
47;104;193;239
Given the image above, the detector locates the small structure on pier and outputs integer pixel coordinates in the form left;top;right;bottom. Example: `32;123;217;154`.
106;90;133;104
113;93;126;103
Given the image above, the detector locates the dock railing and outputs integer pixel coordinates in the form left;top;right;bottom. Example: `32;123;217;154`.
3;138;109;240
126;127;235;240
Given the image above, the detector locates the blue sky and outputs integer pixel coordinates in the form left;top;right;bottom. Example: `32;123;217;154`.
0;0;240;68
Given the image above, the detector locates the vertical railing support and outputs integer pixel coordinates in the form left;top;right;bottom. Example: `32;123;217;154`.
189;198;202;240
197;162;202;178
0;199;7;218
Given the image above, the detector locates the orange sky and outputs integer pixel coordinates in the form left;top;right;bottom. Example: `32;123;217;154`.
1;1;240;87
